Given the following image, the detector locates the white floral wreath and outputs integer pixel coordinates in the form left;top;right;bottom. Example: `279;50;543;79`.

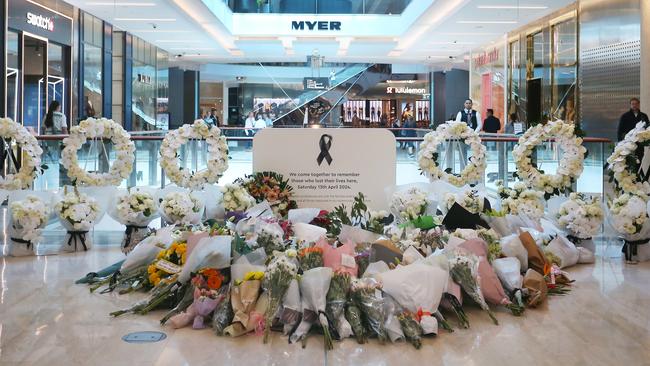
513;120;585;197
0;118;43;190
607;121;650;195
159;120;229;189
417;121;486;186
62;117;135;186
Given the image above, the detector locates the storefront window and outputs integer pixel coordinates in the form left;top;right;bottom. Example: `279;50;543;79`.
6;31;19;121
552;19;578;123
132;37;156;131
112;31;124;124
82;13;103;118
508;40;520;117
156;50;169;130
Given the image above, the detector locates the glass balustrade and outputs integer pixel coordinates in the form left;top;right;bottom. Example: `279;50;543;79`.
31;129;609;198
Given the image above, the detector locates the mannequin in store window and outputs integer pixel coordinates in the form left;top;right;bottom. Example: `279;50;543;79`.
43;101;68;135
455;98;482;132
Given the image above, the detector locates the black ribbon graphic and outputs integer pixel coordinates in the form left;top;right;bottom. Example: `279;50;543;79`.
123;224;149;250
11;237;32;249
316;134;333;166
622;238;649;261
67;230;90;251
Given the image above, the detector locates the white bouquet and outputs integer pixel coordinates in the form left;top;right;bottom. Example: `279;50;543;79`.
497;180;545;222
56;191;100;252
220;183;255;212
609;193;648;236
444;188;485;214
159;191;204;225
8;196;50;256
109;190;158;254
290;267;334;350
557;193;604;240
389;186;428;222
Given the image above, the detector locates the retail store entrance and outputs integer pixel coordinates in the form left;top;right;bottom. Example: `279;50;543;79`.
5;0;72;131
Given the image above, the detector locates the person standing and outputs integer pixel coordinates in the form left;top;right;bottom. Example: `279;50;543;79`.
42;100;68;135
455;98;482;132
618;97;649;141
254;114;267;130
505;113;525;135
483;109;501;133
263;113;273;127
205;108;219;127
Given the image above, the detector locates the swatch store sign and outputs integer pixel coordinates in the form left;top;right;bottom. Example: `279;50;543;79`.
8;0;72;45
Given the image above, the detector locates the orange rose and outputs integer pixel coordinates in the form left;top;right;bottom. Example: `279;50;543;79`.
207;274;223;289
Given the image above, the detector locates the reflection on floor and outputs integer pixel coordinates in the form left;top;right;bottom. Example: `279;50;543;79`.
1;241;649;366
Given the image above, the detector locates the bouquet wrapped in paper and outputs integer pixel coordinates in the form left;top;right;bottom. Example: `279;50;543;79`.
159;191;204;225
519;231;550;275
501;234;528;271
7;192;51;256
279;278;302;335
262;252;298;343
481;210;512;237
523;268;547;307
224;271;264;337
56;189;100;252
315;239;359;276
544;236;579;269
378;263;448;336
492;257;525;310
290;267;334;350
108;188;158;254
388;185;430;223
609;193;650;261
169;269;227;329
298;247;324;272
553;193;604;248
211;285;234;336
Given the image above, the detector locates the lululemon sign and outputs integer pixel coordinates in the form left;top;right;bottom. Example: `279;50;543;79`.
253;129;396;210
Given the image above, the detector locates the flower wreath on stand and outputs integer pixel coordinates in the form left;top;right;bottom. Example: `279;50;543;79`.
417;121;486;187
0;118;44;190
606;121;650;261
512;120;586;199
61;117;135;186
159;120;229;190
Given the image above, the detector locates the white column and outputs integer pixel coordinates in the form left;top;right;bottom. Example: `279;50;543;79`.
642;0;650;108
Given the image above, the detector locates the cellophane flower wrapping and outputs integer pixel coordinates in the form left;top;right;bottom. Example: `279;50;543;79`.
279;278;302;335
242;219;286;256
56;191;100;251
554;193;604;239
350;277;387;342
262;253;298;342
326;271;353;339
388;185;430;222
447;248;498;324
293;223;327;244
7;191;51;256
212;285;234;335
220;183;256;213
378;263;447;335
288;208;322;224
231;248;266;282
120;226;175;273
381;294;405;343
482;214;512;238
159;191;204;225
178;235;232;283
108;188;159;254
292;267;334;349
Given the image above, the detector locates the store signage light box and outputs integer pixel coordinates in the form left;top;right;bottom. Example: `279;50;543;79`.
26;12;54;32
304;77;330;90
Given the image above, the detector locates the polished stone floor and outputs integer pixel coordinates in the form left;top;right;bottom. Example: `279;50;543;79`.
1;243;649;366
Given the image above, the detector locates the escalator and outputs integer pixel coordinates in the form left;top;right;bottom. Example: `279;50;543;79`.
273;63;392;126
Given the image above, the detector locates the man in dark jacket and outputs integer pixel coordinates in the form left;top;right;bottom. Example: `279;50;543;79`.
483;109;501;133
618;98;649;141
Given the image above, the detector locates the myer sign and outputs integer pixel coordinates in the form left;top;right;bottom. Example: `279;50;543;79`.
291;20;341;31
27;12;54;32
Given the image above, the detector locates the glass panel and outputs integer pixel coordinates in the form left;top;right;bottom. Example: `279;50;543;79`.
6;31;19;121
83;13;93;44
83;44;103;117
113;31;123;56
23;36;47;130
132;59;156;130
156;50;169;130
93;16;103;46
48;43;64;76
552;19;577;123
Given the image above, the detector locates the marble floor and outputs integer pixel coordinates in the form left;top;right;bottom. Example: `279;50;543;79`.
1;243;649;366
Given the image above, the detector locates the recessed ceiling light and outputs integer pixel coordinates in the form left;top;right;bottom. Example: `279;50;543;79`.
114;18;176;21
87;2;156;6
155;40;202;43
131;30;192;33
457;20;517;24
477;5;548;9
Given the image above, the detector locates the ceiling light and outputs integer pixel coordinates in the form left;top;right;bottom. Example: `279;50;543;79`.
477;5;548;9
155;40;202;43
168;47;215;50
457;20;517;24
131;30;192;33
87;2;156;6
114;18;176;21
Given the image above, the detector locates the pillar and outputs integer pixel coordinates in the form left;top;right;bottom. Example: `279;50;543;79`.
641;0;650;109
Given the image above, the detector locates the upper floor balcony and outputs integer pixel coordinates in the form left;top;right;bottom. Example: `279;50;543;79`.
226;0;411;14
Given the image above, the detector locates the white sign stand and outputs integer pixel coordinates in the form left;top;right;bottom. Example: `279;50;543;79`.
253;128;396;210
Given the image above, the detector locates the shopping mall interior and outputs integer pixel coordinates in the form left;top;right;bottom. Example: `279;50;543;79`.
1;0;649;365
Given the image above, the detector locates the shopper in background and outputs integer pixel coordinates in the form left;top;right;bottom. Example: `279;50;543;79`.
42;100;68;135
483;109;501;133
263;113;273;127
254;113;267;130
205;108;219;127
505;113;525;135
403;116;417;157
455;98;482;132
618;97;649;141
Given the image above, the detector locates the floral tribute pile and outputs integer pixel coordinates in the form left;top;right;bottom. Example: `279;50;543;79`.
79;169;599;350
